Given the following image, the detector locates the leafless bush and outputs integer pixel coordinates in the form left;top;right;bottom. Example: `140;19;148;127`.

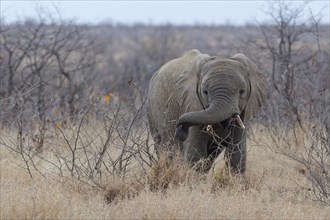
249;1;329;204
1;81;156;188
0;15;96;127
0;15;98;160
0;10;163;195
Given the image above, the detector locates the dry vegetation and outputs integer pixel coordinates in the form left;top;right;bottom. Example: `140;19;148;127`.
1;1;329;219
1;127;329;219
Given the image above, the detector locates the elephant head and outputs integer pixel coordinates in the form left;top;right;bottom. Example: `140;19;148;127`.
175;53;266;141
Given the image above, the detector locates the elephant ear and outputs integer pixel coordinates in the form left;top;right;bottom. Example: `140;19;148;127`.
176;50;213;112
231;54;267;123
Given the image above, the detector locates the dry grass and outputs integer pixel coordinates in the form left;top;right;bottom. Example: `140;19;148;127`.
1;126;329;219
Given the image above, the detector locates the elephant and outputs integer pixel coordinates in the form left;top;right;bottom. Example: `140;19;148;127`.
147;49;266;173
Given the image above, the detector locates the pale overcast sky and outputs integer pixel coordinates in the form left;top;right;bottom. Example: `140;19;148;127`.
1;1;329;25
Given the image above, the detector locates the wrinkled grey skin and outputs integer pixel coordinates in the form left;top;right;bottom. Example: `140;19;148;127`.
147;49;266;173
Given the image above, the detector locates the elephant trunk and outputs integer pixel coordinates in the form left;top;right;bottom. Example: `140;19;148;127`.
175;95;240;141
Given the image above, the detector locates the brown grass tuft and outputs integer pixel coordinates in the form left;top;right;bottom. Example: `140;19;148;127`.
146;152;200;191
103;178;142;204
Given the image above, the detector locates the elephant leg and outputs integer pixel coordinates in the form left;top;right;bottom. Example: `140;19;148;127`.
207;140;225;166
183;126;210;171
224;138;246;174
148;125;163;157
149;120;179;158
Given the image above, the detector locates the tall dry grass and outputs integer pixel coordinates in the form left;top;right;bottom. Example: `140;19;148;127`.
1;125;329;219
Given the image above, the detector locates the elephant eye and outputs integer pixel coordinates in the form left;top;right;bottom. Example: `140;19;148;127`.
239;89;245;96
203;90;208;96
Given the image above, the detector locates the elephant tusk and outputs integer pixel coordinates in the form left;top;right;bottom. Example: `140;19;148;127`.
206;125;213;132
234;114;245;129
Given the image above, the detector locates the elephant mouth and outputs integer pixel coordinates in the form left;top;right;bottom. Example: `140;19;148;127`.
175;114;245;142
219;117;232;129
219;114;245;129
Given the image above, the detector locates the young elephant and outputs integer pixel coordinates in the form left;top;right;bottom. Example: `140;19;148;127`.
147;49;266;173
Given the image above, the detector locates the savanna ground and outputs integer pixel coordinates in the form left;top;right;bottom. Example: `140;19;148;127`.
1;1;329;219
1;123;329;219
